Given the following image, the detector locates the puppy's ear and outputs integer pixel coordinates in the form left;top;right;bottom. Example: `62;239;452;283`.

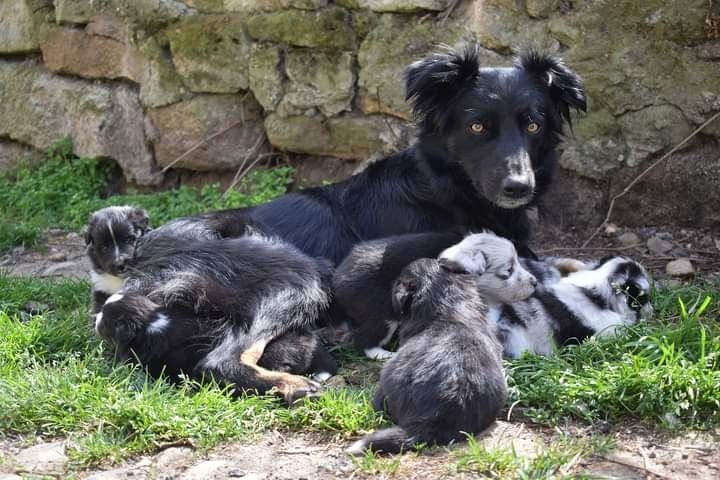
129;207;150;234
516;51;586;127
392;277;417;317
405;43;481;132
82;226;92;245
438;257;469;274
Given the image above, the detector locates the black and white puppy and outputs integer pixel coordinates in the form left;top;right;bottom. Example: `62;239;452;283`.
96;293;337;384
347;236;536;455
333;231;465;359
84;206;151;312
496;256;653;358
94;233;336;403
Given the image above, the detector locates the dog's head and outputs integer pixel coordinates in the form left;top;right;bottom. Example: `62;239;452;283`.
590;256;653;324
437;232;537;303
94;293;173;360
84;206;150;275
391;258;442;319
406;45;586;209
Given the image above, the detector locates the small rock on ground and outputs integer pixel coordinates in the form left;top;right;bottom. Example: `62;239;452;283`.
13;441;68;475
666;258;695;277
647;235;674;255
616;232;641;248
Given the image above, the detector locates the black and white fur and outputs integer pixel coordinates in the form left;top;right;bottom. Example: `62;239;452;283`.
346;236;536;455
496;256;653;358
84;206;151;312
333;231;465;359
93;232;337;402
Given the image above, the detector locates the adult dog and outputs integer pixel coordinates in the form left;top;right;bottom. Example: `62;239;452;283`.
166;45;586;264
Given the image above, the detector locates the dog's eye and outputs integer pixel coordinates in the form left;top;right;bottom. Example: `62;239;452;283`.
527;122;541;134
468;122;487;135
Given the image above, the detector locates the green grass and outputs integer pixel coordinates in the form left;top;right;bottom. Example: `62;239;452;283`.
453;434;615;479
0;274;383;467
1;275;717;470
507;280;720;428
0;137;295;252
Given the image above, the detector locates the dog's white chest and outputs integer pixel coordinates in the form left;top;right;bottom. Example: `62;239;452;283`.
91;271;125;294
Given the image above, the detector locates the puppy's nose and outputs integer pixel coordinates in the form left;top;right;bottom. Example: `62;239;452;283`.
501;179;532;199
530;275;538;288
113;258;127;271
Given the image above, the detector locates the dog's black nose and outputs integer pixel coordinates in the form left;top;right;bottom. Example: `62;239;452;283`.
501;179;532;199
530;275;538;287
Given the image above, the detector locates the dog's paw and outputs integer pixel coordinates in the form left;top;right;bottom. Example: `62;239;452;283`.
276;373;322;405
364;347;395;360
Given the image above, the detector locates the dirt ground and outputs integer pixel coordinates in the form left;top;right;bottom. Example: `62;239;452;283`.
1;227;719;479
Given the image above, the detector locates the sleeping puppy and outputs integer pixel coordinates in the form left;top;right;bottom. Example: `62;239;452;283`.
94;233;335;403
84;206;151;313
497;256;653;358
347;236;536;455
96;294;337;384
333;231;465;359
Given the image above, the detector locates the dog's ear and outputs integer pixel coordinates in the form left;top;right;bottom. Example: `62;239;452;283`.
392;277;418;317
129;207;150;234
405;43;481;132
516;51;586;127
82;226;92;245
438;257;469;274
84;213;100;245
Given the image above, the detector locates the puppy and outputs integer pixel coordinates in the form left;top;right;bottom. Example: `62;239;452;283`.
347;238;536;455
333;231;465;359
84;206;150;312
497;256;653;358
96;294;337;383
94;233;335;403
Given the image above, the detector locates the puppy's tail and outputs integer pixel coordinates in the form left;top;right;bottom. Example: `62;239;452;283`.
346;426;418;456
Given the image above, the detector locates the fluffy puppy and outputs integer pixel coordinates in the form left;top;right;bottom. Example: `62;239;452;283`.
498;256;653;358
96;294;337;384
333;231;465;359
437;233;539;308
84;206;151;312
94;234;334;403
347;239;536;455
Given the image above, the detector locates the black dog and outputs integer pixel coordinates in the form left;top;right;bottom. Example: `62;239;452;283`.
346;258;511;455
333;231;465;359
162;45;586;265
94;234;336;403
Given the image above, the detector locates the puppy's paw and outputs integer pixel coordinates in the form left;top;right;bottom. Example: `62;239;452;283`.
364;347;395;360
312;371;333;383
275;373;322;405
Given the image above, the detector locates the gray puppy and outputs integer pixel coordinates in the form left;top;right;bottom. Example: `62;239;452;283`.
347;234;536;455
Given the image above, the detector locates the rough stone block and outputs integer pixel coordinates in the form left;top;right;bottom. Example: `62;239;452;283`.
0;0;39;54
245;7;355;50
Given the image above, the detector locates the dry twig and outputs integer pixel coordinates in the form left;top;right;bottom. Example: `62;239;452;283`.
582;111;720;248
161;120;242;173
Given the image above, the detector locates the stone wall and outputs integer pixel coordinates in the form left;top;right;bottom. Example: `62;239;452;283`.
1;0;719;229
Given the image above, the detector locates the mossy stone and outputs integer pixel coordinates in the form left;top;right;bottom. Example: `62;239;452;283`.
245;7;355;50
167;15;251;93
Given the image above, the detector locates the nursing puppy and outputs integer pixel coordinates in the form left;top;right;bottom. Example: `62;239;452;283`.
497;256;653;358
85;206;151;312
333;231;465;359
94;233;335;403
347;237;536;455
